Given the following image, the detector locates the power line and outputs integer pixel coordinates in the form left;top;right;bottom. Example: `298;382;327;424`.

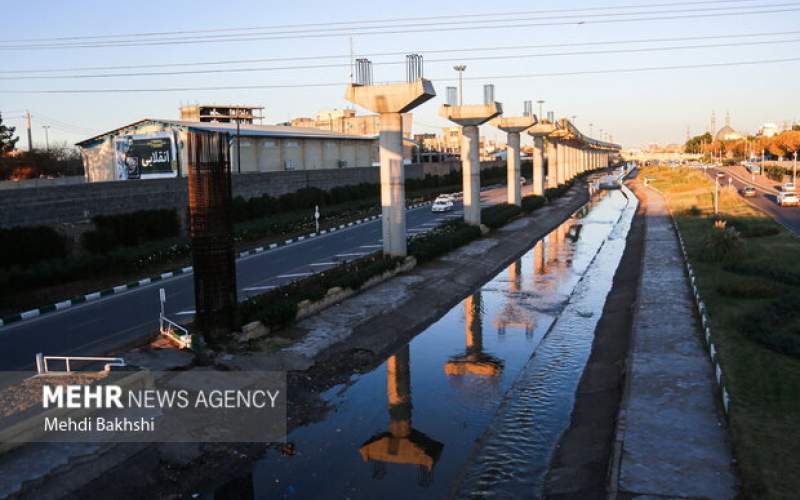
1;56;795;94
4;29;797;74
0;0;764;44
3;36;799;80
1;4;795;49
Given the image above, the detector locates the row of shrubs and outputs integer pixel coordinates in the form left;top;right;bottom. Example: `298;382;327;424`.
237;177;565;332
82;209;181;254
545;179;575;201
231;166;508;224
239;253;404;328
0;226;68;270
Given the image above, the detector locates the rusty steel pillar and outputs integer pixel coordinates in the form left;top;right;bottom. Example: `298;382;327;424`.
187;132;238;347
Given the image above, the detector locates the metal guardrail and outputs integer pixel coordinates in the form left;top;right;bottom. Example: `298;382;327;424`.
35;353;126;375
159;288;193;349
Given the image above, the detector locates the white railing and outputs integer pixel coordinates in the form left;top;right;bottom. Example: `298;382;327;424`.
35;353;126;375
159;288;193;349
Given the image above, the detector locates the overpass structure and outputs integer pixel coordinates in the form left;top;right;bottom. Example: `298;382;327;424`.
343;56;622;256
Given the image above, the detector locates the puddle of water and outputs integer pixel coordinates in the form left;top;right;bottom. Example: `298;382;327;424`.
206;189;634;500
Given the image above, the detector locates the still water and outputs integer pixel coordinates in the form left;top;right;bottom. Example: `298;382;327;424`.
212;188;635;499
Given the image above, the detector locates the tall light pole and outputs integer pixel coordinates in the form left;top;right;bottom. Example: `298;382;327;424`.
571;115;577;125
537;100;544;121
589;123;593;136
794;151;797;185
453;65;466;105
42;125;50;151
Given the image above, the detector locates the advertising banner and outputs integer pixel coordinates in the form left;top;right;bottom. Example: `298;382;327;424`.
114;132;178;180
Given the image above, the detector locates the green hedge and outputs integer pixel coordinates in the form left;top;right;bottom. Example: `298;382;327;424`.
481;203;522;229
0;225;68;270
724;262;800;287
521;195;546;213
408;221;483;263
545;179;575;201
82;209;180;254
239;253;403;328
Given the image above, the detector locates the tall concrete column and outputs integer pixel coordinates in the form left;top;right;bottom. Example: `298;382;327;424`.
556;143;566;186
532;136;545;196
491;115;536;206
546;140;559;188
461;125;481;224
379;112;406;256
346;79;436;256
440;102;502;226
506;131;521;205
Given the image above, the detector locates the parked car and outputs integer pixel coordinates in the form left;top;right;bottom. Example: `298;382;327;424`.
716;172;726;178
741;186;757;197
781;183;796;192
777;191;799;207
431;199;454;212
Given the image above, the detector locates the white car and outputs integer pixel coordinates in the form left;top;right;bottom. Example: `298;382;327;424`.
778;191;799;207
432;199;454;212
781;183;796;192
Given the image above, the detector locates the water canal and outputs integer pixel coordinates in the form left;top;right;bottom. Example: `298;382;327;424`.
208;186;637;499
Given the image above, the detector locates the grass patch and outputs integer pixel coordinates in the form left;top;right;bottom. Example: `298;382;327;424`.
642;165;800;499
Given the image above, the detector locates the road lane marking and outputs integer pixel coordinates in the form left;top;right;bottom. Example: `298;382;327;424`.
335;252;366;258
242;285;276;292
276;273;313;279
310;262;336;266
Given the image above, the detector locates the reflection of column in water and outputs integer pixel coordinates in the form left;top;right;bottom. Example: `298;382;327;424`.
533;239;545;275
464;293;482;353
494;262;536;337
509;259;522;293
446;292;504;376
359;345;444;485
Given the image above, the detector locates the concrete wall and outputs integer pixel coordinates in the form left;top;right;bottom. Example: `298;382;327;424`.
0;160;506;229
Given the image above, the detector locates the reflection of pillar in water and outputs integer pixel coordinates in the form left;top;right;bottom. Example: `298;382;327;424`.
446;292;504;376
493;262;535;337
509;259;522;293
359;345;443;486
533;239;545;274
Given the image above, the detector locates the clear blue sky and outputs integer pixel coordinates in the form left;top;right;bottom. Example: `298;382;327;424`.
1;0;798;149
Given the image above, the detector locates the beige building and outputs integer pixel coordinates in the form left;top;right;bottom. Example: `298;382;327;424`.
76;119;376;183
289;108;413;138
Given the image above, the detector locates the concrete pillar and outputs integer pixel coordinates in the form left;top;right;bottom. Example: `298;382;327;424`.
556;143;566;186
546;140;559;188
490;115;534;206
532;137;545;196
345;79;436;257
440;102;502;226
379;112;406;256
461;125;481;225
506;131;522;206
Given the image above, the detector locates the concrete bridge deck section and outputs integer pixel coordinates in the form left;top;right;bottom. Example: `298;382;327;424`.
611;187;737;499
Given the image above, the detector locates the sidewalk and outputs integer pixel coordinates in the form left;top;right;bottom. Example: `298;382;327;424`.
611;185;737;499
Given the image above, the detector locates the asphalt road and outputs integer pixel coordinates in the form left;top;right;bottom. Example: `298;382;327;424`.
0;185;515;370
705;166;800;236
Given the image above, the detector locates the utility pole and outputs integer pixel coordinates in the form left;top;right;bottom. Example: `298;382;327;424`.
714;175;719;215
453;65;466;105
42;125;50;151
794;151;797;185
25;111;33;152
233;110;242;174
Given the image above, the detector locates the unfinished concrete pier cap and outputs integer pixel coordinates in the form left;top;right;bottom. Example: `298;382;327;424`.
490;115;536;133
345;79;436;114
438;102;503;126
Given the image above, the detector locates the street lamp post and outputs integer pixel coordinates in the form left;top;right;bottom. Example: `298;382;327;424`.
453;65;466;105
42;125;50;151
794;151;797;185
